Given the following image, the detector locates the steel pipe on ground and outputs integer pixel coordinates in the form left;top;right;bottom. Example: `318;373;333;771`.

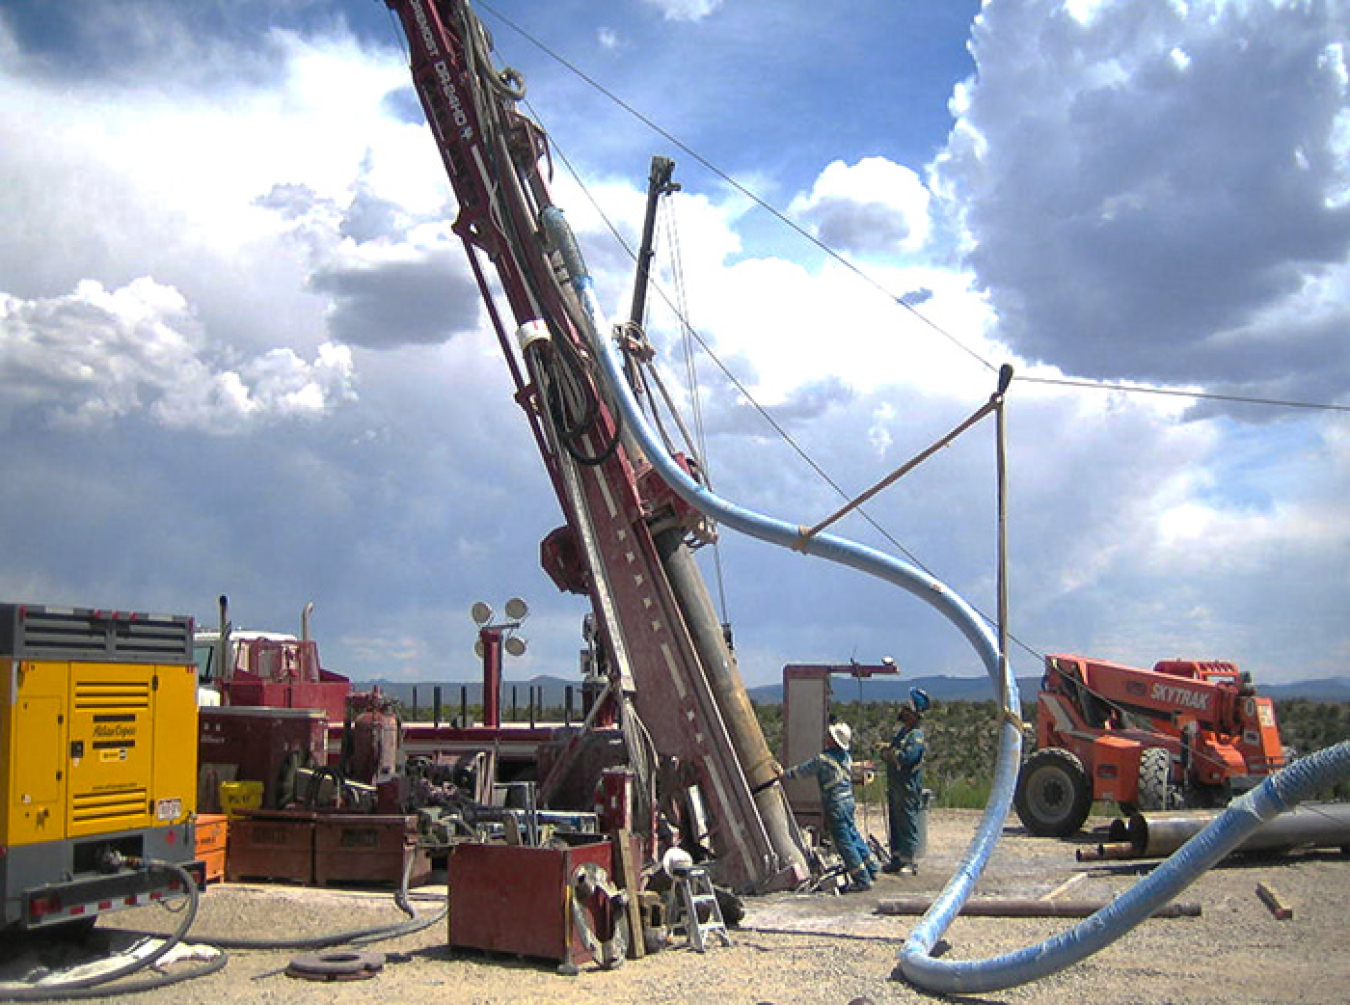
877;897;1200;919
1125;801;1350;858
1076;841;1141;862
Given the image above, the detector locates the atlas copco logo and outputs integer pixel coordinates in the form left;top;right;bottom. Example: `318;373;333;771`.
1150;682;1210;712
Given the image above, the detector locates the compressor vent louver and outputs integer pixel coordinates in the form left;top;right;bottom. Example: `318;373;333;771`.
71;787;150;827
74;680;153;710
0;604;192;663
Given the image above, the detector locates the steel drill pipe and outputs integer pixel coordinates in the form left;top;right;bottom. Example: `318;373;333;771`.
1076;841;1140;862
1126;801;1350;858
877;897;1200;919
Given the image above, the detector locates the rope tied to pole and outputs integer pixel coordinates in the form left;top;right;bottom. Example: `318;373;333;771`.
795;366;1015;549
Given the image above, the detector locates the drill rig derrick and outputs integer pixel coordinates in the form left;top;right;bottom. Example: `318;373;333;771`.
384;0;808;891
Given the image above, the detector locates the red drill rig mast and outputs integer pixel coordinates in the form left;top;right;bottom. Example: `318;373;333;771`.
383;0;808;891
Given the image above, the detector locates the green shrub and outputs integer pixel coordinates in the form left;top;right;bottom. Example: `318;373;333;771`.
755;696;1350;806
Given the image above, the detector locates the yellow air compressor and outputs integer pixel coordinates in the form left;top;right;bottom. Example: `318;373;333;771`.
1;603;201;930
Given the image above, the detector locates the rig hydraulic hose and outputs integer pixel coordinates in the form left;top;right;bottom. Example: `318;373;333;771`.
203;845;446;951
0;859;214;1002
539;204;1350;993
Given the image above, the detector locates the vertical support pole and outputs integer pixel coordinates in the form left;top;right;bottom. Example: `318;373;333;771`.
628;156;677;328
481;628;503;728
994;364;1013;717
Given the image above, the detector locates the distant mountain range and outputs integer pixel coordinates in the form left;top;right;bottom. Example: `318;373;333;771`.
1251;677;1350;702
353;673;1350;708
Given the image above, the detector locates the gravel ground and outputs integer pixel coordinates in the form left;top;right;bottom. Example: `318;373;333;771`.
3;809;1346;1005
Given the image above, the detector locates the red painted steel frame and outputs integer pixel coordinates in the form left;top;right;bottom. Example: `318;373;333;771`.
447;839;615;963
383;0;801;890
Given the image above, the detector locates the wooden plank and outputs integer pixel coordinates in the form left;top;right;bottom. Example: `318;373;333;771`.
613;830;646;958
878;896;1201;918
1256;882;1293;920
1041;871;1088;901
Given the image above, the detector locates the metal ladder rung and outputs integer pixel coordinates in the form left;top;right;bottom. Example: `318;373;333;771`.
668;867;731;952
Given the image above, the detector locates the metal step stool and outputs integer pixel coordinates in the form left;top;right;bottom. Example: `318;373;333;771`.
666;865;731;952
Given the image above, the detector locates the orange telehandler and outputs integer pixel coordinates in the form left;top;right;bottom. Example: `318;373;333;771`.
1014;654;1286;836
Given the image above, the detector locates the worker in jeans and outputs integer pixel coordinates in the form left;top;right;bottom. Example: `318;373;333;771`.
780;720;878;892
881;688;930;874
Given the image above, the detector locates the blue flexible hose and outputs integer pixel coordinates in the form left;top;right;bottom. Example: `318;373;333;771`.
899;739;1350;993
540;206;1350;994
540;204;1023;969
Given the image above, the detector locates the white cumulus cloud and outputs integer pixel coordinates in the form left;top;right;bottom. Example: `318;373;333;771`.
935;0;1350;404
788;157;933;258
0;278;356;433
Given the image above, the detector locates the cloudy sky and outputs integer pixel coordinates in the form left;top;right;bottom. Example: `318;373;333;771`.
1;0;1346;693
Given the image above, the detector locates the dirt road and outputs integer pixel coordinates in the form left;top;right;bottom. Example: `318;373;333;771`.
3;810;1345;1005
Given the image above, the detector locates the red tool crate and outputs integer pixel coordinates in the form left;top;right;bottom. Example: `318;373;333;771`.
313;814;431;888
225;810;315;885
447;838;616;967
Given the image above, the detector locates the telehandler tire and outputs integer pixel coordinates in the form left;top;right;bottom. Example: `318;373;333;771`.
1014;747;1093;837
1137;746;1176;811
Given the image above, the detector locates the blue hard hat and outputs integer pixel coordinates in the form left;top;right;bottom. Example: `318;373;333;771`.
909;687;931;713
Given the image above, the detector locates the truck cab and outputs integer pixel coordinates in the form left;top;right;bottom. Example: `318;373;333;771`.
193;627;301;706
192;598;349;722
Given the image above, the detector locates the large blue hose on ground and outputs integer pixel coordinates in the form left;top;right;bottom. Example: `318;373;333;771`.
899;739;1350;993
539;206;1350;994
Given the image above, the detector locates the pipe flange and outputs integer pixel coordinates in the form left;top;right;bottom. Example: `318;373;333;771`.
570;862;629;970
286;949;385;982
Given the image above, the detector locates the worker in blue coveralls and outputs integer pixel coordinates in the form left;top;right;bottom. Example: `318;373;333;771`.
779;719;878;892
880;688;930;874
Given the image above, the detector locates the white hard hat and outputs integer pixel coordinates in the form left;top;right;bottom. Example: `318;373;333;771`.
828;721;852;750
661;846;695;877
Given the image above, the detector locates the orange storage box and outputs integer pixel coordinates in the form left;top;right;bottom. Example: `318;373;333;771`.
195;814;229;884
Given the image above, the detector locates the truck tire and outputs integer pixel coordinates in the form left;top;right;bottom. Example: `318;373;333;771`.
1137;746;1176;812
1015;748;1093;837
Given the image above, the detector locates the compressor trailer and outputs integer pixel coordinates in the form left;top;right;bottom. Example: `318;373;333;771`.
1;603;202;930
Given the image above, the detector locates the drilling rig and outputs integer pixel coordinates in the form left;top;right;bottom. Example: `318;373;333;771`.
382;0;808;892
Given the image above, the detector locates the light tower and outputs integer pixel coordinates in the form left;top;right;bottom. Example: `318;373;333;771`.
471;597;529;728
